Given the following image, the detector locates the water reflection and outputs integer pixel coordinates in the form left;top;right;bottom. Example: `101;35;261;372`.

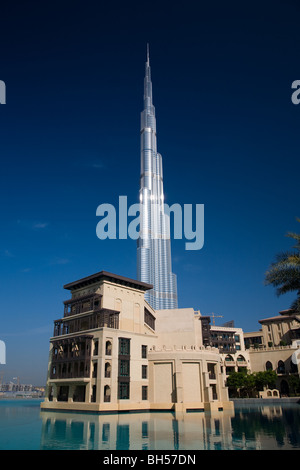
231;403;300;450
39;404;300;450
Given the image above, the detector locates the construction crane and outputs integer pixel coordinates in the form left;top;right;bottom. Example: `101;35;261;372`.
206;313;223;326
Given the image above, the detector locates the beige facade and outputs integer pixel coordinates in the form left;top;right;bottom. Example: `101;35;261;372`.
244;309;300;395
148;308;232;412
210;325;251;376
41;271;233;414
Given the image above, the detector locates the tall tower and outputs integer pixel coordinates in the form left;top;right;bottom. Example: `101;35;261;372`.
137;45;178;310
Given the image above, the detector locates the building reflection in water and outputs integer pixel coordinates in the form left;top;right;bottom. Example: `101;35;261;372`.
39;404;300;450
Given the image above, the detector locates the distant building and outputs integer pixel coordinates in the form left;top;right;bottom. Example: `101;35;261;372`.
199;315;251;376
41;271;233;413
244;309;300;395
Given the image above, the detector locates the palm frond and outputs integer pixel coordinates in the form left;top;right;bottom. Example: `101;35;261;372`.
265;219;300;312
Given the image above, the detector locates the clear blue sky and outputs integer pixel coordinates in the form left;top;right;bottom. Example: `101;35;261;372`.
0;0;299;384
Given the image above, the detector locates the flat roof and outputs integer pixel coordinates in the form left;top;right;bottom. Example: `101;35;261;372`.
63;270;153;292
259;314;298;323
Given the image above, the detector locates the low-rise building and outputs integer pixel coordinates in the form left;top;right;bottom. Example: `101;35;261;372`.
41;271;233;413
244;309;300;395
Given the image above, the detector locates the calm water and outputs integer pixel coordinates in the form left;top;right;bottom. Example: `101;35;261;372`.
0;399;299;450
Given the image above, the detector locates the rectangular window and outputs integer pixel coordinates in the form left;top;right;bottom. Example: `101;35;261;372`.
142;365;148;379
144;308;155;330
142;386;148;400
118;382;130;400
119;338;130;356
141;345;147;359
120;359;130;377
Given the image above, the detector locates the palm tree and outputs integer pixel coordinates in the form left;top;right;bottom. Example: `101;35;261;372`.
265;218;300;313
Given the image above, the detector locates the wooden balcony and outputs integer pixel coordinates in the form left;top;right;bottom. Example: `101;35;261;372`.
50;335;92;380
63;293;102;317
53;308;120;337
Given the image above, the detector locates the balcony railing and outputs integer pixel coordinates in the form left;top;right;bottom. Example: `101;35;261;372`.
51;368;90;380
53;308;120;337
50;335;92;380
63;293;102;318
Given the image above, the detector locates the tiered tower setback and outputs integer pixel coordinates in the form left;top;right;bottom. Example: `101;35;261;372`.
137;46;178;309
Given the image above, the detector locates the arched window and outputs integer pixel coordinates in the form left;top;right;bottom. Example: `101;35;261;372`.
105;340;112;356
105;362;111;378
225;354;234;362
266;361;273;371
237;355;246;362
104;385;111;402
277;360;285;374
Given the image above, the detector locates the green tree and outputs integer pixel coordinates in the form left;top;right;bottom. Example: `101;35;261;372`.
254;370;277;391
226;371;257;398
242;372;256;398
288;375;300;396
265;218;300;313
226;371;245;397
226;370;278;398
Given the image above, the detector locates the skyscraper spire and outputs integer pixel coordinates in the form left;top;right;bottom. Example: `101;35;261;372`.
137;48;178;310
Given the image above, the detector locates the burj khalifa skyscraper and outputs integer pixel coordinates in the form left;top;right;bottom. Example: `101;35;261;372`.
137;46;178;310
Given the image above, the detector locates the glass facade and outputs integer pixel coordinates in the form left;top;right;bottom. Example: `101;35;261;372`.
137;46;178;310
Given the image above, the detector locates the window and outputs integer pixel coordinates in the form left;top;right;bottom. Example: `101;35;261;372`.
105;362;111;378
225;354;234;362
118;382;130;399
277;360;285;374
119;338;130;356
104;385;111;402
144;308;155;330
142;386;148;400
141;345;147;359
105;341;112;356
91;385;96;403
266;361;273;371
208;363;216;379
119;359;130;377
142;365;148;379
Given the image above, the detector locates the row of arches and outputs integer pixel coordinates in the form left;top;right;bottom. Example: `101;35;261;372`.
224;355;247;362
265;360;298;374
93;340;113;356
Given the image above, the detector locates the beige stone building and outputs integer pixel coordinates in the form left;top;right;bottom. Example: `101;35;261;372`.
209;325;251;377
244;309;300;395
41;271;233;414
